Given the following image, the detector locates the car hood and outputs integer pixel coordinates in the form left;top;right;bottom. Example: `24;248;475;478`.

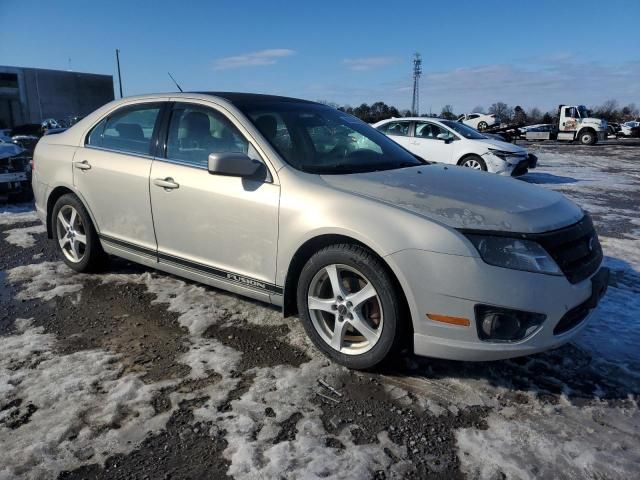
321;165;584;233
477;138;526;153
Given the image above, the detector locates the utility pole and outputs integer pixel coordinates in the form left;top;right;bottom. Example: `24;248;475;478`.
115;49;123;98
411;53;422;116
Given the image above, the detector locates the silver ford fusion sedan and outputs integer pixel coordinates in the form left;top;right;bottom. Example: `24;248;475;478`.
32;93;608;369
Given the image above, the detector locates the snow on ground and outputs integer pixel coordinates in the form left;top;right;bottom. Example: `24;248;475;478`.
3;224;46;248
0;203;38;226
1;144;640;479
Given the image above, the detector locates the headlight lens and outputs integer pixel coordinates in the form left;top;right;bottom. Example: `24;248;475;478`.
487;148;525;162
466;235;562;275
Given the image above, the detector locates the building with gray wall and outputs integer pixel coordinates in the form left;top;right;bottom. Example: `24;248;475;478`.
0;66;114;129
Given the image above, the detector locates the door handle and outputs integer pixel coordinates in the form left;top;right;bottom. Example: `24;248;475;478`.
153;177;179;190
74;160;92;170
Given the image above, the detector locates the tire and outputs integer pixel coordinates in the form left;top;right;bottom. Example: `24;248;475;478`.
52;193;107;272
477;121;488;131
579;130;597;145
296;244;405;369
459;155;487;171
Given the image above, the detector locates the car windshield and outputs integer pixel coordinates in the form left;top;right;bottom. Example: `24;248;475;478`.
440;120;487;139
577;105;591;118
236;102;422;174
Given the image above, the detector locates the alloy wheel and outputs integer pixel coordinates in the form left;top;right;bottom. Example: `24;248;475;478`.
463;158;482;169
55;205;87;263
307;264;383;355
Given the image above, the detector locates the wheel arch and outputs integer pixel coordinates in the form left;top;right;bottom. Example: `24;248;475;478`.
46;186;99;239
456;152;482;166
282;234;412;336
577;127;597;144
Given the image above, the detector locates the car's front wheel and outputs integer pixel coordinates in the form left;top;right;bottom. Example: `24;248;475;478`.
477;121;488;131
459;155;487;171
297;244;404;369
52;194;106;272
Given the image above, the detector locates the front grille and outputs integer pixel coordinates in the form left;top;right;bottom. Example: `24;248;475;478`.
534;215;602;284
554;299;590;335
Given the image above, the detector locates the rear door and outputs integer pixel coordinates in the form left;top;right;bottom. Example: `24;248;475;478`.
148;101;280;299
409;121;454;164
376;120;413;150
74;101;164;255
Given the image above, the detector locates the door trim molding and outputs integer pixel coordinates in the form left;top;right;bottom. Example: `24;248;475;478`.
99;234;283;295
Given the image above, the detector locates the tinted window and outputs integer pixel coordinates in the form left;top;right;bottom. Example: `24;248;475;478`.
415;122;450;139
166;105;248;168
100;105;161;155
377;121;410;137
237;102;421;174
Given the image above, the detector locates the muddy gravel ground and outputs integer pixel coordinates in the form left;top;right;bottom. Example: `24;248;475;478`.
1;141;639;480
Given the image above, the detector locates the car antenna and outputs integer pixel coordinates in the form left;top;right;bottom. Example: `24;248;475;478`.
168;72;183;92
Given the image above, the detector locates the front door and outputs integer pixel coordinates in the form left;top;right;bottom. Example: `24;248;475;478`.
149;102;280;297
74;101;163;253
410;121;455;165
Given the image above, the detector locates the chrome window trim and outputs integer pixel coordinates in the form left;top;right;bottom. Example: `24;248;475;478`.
83;144;155;161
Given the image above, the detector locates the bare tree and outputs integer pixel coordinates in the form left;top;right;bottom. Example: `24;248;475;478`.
527;107;542;124
440;105;456;120
472;105;485;114
488;102;512;123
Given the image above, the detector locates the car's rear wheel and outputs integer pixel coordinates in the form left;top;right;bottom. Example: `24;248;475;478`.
296;244;404;369
459;155;487;171
52;194;106;272
477;121;488;131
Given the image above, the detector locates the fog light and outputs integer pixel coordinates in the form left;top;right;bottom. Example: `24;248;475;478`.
475;305;546;342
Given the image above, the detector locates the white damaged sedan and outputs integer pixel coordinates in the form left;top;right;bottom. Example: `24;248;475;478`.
374;117;534;176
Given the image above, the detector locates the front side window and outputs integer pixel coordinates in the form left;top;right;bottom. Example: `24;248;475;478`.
98;104;161;155
377;121;411;137
166;105;248;168
440;120;486;140
415;122;450;140
237;102;421;174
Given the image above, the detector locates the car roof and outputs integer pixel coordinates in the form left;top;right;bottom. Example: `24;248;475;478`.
109;91;319;106
377;117;450;123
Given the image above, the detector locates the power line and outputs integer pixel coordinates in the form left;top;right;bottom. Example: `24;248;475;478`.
411;53;422;116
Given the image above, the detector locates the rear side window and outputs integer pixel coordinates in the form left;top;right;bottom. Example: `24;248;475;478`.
88;104;161;155
165;105;248;168
377;121;410;137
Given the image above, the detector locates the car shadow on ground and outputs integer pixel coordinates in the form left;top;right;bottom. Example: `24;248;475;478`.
518;172;580;185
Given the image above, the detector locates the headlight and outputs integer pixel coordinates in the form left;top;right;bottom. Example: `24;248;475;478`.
465;234;562;275
487;148;524;161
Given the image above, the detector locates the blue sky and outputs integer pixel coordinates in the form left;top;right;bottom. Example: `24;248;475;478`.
1;0;638;113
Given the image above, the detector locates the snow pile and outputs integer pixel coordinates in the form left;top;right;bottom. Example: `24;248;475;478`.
457;396;640;480
0;205;38;226
3;224;46;248
0;326;171;479
8;262;84;301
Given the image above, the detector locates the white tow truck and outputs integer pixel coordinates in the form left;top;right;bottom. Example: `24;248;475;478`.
525;105;607;145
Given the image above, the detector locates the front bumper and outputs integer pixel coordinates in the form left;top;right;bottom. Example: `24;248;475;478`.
387;249;607;361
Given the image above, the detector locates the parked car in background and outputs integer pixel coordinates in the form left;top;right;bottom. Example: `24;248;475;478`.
0;129;12;143
621;121;640;137
457;113;498;131
0;142;31;201
33;92;607;369
374;117;534;176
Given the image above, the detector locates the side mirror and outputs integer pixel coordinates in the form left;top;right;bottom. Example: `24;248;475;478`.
436;133;451;143
208;152;261;177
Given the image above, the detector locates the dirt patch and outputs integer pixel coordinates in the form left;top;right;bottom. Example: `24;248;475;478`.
34;279;191;383
58;400;231;480
204;323;310;370
317;371;490;479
